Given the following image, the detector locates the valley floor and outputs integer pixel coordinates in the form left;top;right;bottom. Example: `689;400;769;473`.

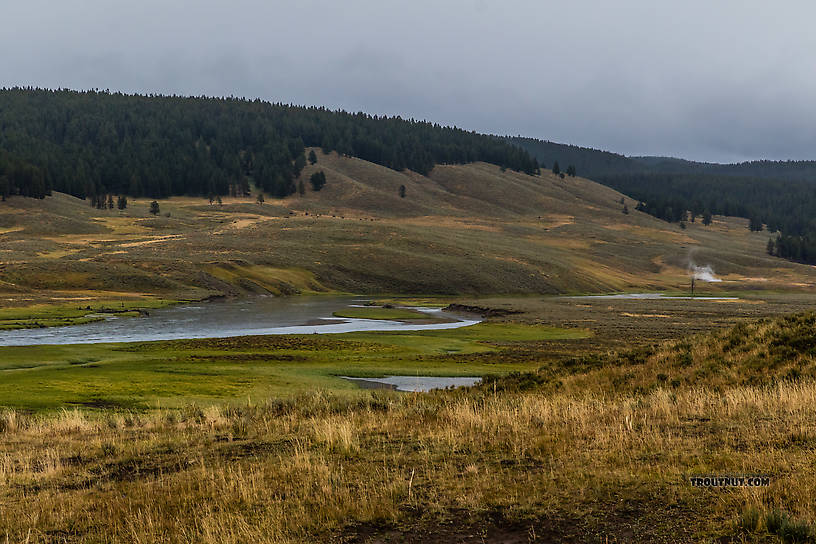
4;294;816;542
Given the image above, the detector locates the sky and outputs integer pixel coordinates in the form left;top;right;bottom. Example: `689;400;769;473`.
3;0;815;163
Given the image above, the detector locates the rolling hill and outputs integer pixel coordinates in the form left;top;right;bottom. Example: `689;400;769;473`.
2;149;814;313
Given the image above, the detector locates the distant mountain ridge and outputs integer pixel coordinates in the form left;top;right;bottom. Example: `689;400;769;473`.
508;136;816;181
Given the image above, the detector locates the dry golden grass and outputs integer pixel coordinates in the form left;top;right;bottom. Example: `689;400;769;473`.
2;376;816;542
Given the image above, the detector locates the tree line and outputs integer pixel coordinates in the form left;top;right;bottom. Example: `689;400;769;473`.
0;88;540;202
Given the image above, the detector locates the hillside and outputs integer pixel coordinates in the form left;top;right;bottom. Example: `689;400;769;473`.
2;149;815;315
0;88;538;201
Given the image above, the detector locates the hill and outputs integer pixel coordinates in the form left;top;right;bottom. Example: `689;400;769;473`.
0;88;538;201
510;136;816;264
507;136;640;178
2;149;816;321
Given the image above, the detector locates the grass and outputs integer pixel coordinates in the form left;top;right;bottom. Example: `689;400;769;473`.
3;358;816;542
0;322;589;411
0;297;181;330
4;297;816;540
3;152;816;311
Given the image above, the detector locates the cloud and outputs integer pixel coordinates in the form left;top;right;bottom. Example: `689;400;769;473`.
2;0;816;162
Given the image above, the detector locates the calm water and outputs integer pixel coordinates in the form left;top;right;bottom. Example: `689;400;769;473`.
0;297;481;347
341;376;482;392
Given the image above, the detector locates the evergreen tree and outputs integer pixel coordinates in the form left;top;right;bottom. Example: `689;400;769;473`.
552;161;561;175
298;179;305;196
566;165;576;177
308;149;318;165
149;201;160;215
310;171;327;191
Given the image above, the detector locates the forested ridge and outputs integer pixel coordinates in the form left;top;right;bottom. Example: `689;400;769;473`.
511;135;816;264
0;88;539;201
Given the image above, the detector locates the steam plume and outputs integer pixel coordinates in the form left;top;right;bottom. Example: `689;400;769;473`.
690;263;722;283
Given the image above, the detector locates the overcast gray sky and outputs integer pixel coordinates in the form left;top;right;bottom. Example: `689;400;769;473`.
3;0;815;163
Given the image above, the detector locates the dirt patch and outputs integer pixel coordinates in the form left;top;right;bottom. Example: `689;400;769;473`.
119;234;184;247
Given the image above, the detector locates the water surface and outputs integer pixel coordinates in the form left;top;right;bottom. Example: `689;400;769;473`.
342;376;482;392
0;297;481;347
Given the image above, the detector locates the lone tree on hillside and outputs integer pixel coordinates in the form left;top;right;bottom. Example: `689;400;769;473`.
256;193;265;205
566;165;576;177
310;171;327;191
552;161;560;175
308;149;318;165
399;184;406;198
117;195;127;210
767;238;776;256
298;179;305;196
149;200;160;215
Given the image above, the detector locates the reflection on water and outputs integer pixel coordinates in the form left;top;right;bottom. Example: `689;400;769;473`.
342;375;482;392
0;297;481;347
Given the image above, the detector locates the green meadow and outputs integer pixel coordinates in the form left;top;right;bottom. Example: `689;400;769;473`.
0;322;590;411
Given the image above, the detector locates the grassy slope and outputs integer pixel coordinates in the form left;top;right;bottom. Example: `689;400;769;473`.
2;150;814;315
5;312;816;542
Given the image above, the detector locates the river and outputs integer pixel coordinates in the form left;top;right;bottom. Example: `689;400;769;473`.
0;296;481;347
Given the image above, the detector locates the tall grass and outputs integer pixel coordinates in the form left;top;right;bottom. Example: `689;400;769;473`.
3;380;816;542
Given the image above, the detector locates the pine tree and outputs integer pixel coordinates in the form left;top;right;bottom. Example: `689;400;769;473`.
566;165;576;177
308;149;318;165
310;171;327;191
149;200;160;215
552;161;560;175
298;179;305;196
